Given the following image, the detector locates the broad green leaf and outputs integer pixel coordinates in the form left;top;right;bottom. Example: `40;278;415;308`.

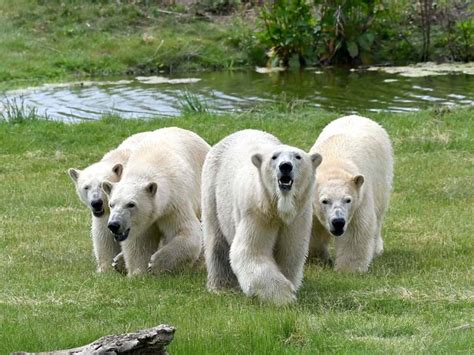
358;33;375;51
347;41;359;58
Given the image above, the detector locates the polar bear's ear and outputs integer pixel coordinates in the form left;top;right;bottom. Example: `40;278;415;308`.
68;168;81;183
352;175;365;188
310;153;322;169
102;181;114;196
112;163;123;178
146;182;157;196
251;153;263;168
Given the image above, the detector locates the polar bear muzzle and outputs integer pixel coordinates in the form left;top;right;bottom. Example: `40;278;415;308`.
330;217;346;236
91;199;105;217
107;221;130;242
277;161;294;192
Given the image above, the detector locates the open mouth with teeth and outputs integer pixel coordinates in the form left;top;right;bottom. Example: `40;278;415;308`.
113;229;130;242
92;209;105;218
278;175;294;191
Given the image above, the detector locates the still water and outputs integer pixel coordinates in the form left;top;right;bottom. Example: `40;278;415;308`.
2;69;473;121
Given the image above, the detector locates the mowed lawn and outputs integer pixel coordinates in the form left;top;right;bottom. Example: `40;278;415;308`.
0;107;472;354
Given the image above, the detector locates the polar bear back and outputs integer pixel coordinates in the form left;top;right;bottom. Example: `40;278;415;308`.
100;131;152;167
311;115;393;189
123;127;210;216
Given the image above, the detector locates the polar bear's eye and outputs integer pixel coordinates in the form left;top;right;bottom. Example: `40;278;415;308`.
126;202;136;209
345;198;352;204
321;199;329;205
295;155;301;160
109;203;115;208
272;155;277;160
84;185;90;191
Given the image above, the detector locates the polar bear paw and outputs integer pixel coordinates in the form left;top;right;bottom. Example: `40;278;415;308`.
148;251;175;275
112;253;126;275
247;276;297;305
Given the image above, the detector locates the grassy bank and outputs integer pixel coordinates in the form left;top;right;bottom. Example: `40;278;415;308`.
0;107;473;353
1;0;472;90
0;0;257;87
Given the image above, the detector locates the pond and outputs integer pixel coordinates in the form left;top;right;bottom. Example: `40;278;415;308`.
2;68;473;121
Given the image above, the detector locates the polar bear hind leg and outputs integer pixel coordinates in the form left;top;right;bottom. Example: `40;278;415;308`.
374;219;384;257
203;216;239;291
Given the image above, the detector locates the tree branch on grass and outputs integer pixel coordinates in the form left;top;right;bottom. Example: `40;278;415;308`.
12;324;176;355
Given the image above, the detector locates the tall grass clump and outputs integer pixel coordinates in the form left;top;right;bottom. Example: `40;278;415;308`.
177;91;210;114
0;97;46;123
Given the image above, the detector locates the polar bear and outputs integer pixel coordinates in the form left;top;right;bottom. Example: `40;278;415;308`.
309;115;393;272
102;127;210;277
202;130;322;305
68;131;151;273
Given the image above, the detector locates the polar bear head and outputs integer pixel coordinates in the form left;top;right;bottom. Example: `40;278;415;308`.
314;174;364;237
251;146;322;222
68;162;123;218
101;179;164;242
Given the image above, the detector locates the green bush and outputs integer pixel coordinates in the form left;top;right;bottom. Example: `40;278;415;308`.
314;0;382;65
254;0;473;66
257;0;315;67
256;0;383;67
438;1;474;62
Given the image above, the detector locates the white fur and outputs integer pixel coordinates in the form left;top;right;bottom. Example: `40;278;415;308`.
104;127;210;276
309;115;393;272
68;131;150;272
202;129;321;305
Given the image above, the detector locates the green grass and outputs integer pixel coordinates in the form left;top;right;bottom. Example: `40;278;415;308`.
0;0;256;88
0;107;473;353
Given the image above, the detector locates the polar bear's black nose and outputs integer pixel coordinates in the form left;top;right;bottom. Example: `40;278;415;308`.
279;162;293;174
108;221;120;234
331;218;346;230
91;199;103;210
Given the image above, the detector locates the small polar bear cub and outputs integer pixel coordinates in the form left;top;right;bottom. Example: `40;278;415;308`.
68;131;151;273
309;115;393;273
102;127;210;277
202;129;322;305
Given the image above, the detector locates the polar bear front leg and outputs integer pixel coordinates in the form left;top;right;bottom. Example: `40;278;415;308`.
308;217;333;267
122;227;161;276
274;208;312;290
148;215;202;275
91;217;121;273
230;218;296;305
334;210;377;273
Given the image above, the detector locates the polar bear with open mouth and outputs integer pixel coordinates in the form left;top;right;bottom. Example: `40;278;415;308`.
202;129;322;304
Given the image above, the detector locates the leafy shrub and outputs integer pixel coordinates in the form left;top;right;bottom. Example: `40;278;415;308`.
437;1;474;62
257;0;315;67
314;0;383;65
256;0;383;67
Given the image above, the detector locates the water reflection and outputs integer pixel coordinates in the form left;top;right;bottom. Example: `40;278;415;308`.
2;69;473;121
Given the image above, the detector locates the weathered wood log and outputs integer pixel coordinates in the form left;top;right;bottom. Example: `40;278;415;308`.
12;324;175;355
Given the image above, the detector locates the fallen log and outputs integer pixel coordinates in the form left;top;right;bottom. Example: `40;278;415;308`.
12;324;176;355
